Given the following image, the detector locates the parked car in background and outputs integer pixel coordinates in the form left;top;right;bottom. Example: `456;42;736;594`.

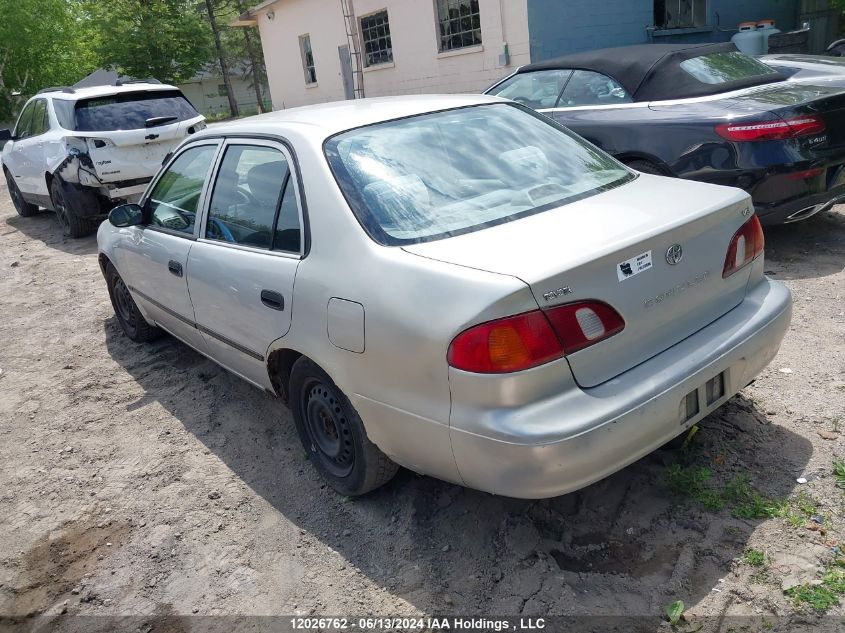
485;42;845;225
761;53;845;85
1;81;206;237
98;95;791;498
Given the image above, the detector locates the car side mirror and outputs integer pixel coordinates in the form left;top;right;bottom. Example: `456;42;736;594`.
108;203;144;227
0;129;12;143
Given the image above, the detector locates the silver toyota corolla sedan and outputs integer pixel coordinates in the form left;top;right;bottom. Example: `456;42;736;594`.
97;94;792;499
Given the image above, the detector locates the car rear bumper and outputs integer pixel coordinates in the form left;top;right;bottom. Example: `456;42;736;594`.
448;276;792;499
754;185;845;224
102;182;149;202
749;163;845;225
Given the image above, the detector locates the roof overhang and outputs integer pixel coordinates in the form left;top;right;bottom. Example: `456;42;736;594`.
230;0;278;27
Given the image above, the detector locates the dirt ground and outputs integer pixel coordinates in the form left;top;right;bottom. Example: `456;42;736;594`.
0;180;843;633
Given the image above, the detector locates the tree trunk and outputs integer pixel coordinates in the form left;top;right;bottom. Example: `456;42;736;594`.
242;28;266;113
205;0;239;118
234;0;266;113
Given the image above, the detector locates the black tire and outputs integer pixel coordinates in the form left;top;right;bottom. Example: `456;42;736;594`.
290;357;398;496
50;177;95;238
4;168;39;217
626;159;669;176
105;263;162;343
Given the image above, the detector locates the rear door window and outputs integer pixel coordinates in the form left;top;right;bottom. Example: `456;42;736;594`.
205;145;301;252
73;90;199;131
486;70;573;109
13;101;36;139
680;51;781;84
29;100;48;136
558;70;632;107
148;144;218;235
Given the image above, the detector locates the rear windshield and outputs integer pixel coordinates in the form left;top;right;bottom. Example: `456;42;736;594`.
54;90;199;131
680;51;781;85
324;103;633;245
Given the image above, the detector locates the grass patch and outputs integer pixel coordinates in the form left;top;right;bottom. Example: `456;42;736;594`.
663;465;822;523
833;459;845;490
744;548;766;567
787;567;845;612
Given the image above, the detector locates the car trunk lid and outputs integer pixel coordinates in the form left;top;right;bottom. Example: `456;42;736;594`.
403;174;754;388
74;119;202;183
720;83;845;149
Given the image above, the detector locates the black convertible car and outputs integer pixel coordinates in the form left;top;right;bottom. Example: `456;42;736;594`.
485;42;845;225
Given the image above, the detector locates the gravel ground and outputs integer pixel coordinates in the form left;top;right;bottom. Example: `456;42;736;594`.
0;181;843;633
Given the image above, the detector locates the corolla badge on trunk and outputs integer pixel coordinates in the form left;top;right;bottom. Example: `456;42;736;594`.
665;244;683;265
644;271;710;308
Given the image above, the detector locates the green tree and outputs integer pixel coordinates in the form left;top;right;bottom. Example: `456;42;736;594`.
200;0;269;117
84;0;213;85
0;0;95;122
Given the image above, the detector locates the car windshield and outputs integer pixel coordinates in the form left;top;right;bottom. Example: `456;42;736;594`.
680;51;781;85
54;90;199;132
324;103;633;245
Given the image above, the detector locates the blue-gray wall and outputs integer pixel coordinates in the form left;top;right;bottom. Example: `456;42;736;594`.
527;0;801;61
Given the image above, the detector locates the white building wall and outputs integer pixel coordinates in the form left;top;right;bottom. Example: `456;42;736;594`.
180;77;267;116
252;0;530;109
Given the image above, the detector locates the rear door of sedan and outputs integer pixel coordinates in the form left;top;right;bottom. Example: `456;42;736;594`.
186;138;304;389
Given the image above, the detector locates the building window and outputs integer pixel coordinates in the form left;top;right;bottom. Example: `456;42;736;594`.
436;0;481;52
299;34;317;84
360;10;392;67
654;0;708;29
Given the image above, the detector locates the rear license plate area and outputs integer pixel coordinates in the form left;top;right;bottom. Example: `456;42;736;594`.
706;372;725;406
679;371;726;425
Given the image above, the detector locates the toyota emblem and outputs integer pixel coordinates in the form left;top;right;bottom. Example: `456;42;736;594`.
666;244;683;265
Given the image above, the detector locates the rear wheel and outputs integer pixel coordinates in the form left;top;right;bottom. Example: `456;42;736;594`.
4;169;38;217
625;159;669;176
50;177;96;238
290;357;398;496
105;263;161;343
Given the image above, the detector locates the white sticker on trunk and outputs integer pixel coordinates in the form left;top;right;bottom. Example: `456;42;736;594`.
617;250;653;281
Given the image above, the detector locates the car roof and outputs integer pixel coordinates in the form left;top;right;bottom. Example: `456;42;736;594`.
39;83;180;101
513;42;785;102
197;94;508;140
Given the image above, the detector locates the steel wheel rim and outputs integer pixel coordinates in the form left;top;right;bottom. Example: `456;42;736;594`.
304;381;354;477
113;276;137;333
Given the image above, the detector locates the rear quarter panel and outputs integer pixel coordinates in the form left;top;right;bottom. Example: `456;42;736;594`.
543;100;781;188
264;132;539;482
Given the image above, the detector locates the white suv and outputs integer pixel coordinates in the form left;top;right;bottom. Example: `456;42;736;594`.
1;81;206;237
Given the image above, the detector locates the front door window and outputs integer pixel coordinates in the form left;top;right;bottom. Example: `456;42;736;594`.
147;145;217;235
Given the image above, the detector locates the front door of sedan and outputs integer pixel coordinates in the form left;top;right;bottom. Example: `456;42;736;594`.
186;140;303;389
115;141;220;353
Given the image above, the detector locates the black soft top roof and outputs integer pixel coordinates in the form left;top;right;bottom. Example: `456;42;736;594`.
517;42;784;102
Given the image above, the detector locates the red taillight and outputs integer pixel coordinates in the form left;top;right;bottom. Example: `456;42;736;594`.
544;301;626;354
723;214;765;278
447;310;563;373
447;301;624;374
715;115;825;142
787;167;824;180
